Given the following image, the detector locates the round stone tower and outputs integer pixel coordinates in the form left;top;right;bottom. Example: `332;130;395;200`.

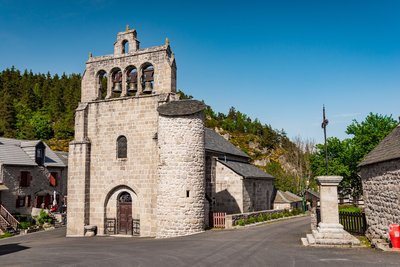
156;100;206;238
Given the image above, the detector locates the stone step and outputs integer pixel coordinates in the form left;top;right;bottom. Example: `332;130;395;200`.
301;237;309;246
315;238;360;246
306;233;316;245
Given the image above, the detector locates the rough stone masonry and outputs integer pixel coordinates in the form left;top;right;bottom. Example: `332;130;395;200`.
67;27;206;238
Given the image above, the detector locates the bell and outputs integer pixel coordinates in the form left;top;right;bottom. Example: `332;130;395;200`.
143;81;153;93
113;82;122;93
128;82;137;92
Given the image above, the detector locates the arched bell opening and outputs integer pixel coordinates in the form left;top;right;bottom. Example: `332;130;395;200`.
110;68;123;98
141;64;154;94
97;70;108;100
122;40;129;54
125;66;138;96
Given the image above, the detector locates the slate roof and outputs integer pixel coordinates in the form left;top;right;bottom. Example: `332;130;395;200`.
0;137;66;167
305;188;320;198
274;190;302;203
205;128;249;159
157;100;206;116
54;151;68;166
217;159;274;179
359;125;400;167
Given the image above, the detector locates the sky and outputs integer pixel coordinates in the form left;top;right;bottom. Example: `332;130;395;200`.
0;0;399;143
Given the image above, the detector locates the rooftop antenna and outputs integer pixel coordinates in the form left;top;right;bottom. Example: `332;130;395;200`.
321;105;329;175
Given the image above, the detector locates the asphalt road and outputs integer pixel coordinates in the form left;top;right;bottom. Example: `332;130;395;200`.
0;216;399;267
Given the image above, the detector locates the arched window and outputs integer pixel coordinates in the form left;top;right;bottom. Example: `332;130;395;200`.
97;70;108;99
141;64;154;94
119;192;132;203
122;40;129;54
117;136;127;159
111;68;122;98
126;66;138;96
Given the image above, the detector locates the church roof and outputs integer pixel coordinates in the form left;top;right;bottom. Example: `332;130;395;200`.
359;125;400;167
157;100;206;116
274;190;302;203
217;159;274;179
205;128;249;159
0;137;66;167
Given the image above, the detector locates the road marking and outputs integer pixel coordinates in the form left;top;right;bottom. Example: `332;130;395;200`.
320;258;350;262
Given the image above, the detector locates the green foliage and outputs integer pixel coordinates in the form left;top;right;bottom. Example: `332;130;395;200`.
310;113;397;197
18;221;33;229
0;232;13;239
246;217;256;224
37;210;54;225
236;219;245;226
339;205;362;213
0;67;81;151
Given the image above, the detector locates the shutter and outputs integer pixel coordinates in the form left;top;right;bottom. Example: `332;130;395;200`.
29;173;32;186
27;195;31;207
50;173;57;187
16;197;20;208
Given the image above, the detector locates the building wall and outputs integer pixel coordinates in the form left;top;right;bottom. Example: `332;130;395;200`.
273;202;302;211
68;94;172;237
214;161;244;214
243;178;274;213
156;112;205;238
360;159;400;240
0;165;67;215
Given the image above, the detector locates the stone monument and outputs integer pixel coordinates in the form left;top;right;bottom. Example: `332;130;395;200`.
302;176;360;246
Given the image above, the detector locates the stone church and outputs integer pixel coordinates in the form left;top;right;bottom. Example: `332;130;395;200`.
67;28;274;238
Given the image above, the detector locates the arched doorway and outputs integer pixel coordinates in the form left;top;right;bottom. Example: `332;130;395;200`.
117;192;132;234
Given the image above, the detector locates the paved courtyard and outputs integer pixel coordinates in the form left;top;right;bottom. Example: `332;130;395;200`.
0;216;399;267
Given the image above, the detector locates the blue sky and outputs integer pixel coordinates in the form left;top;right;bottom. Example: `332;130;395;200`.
1;0;399;143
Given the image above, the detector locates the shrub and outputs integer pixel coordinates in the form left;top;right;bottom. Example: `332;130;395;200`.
246;217;256;224
18;221;33;229
257;215;264;222
263;214;271;221
283;210;290;217
236;219;245;226
37;210;54;225
271;213;278;219
0;232;13;239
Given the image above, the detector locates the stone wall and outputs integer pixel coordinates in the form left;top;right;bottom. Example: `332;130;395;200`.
1;165;67;215
68;94;174;237
243;178;274;213
81;30;176;102
214;161;243;214
157;112;205;238
360;159;400;240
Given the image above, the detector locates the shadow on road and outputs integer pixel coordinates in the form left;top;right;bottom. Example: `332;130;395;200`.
0;243;30;256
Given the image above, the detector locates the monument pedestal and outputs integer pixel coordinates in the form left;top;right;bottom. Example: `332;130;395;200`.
302;176;360;247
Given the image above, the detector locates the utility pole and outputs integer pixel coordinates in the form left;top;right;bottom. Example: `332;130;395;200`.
321;105;329;175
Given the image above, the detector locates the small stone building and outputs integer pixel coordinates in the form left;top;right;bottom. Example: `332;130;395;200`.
67;28;274;239
359;124;400;240
273;190;302;210
0;138;67;217
205;129;274;214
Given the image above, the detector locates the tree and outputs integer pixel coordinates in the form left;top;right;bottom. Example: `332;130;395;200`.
310;113;398;197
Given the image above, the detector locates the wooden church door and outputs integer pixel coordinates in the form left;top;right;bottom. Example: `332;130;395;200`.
118;192;132;235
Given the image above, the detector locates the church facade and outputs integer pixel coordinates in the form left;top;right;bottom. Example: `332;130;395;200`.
67;28;274;238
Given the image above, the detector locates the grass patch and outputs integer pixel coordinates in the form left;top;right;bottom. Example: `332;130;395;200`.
339;205;362;213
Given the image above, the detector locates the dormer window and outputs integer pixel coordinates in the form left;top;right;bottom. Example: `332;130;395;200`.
35;142;46;166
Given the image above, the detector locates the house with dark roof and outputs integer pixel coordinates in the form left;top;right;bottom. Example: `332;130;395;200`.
0;137;67;225
359;125;400;240
205;128;275;215
273;190;302;210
